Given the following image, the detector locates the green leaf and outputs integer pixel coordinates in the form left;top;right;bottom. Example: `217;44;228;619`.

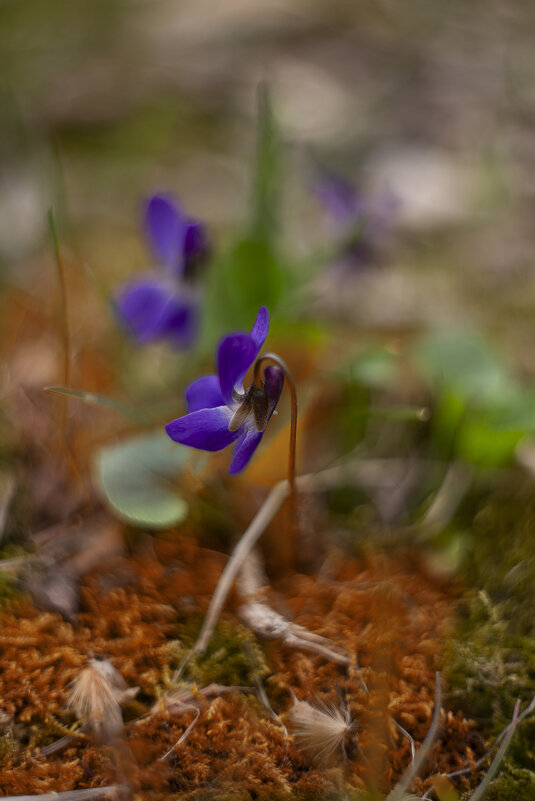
203;236;285;339
413;331;509;404
458;417;526;467
414;333;535;466
200;82;287;342
252;81;280;243
369;405;429;422
94;430;190;529
484;387;535;431
226;237;284;316
337;346;399;389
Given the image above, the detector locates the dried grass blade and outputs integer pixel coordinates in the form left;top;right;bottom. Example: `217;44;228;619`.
254;675;288;736
46;386;147;423
392;718;416;762
467;698;521;801
1;786;118;801
386;673;442;801
159;705;200;760
48;210;71;410
173;479;290;678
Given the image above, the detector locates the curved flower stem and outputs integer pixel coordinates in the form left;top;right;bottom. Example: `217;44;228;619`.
253;352;297;494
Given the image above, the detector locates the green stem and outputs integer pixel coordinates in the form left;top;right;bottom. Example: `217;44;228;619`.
48;209;71;393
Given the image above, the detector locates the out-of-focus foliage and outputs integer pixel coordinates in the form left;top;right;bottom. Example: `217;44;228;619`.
95;430;191;529
203;86;286;340
413;332;535;467
336;346;400;391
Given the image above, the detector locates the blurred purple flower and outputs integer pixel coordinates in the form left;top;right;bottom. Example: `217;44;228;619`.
165;306;284;474
314;171;398;272
115;194;207;348
314;172;362;227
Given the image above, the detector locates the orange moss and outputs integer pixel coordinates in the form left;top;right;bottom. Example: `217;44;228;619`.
0;538;477;798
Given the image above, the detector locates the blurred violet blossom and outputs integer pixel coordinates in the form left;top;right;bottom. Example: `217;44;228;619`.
314;171;398;272
165;306;284;474
115;194;207;348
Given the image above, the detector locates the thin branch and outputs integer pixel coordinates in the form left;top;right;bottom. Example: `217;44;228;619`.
173;479;289;679
420;694;535;798
392;718;416;763
158;706;201;761
419;462;473;535
239;600;350;665
1;787;119;801
467;699;521;801
40;729;87;757
237;550;350;665
172;457;451;679
385;673;442;801
254;675;288;737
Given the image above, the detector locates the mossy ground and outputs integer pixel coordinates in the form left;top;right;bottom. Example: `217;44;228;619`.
443;473;535;800
0;534;477;799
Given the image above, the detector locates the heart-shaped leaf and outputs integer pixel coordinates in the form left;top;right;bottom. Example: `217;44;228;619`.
94;430;190;529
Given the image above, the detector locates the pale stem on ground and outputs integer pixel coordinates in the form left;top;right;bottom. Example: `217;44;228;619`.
1;787;119;801
419;462;474;535
385;673;442;801
172;458;455;681
466;698;521;801
237;550;350;665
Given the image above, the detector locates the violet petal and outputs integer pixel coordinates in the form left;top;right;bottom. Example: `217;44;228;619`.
145;194;186;273
315;172;361;225
229;429;263;474
115;279;172;343
217;333;258;406
186;375;224;413
158;297;197;348
184;221;206;261
264;365;284;415
250;305;269;353
165;406;241;451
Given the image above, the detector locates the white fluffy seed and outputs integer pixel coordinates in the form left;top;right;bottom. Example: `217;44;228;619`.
68;658;135;743
287;695;353;761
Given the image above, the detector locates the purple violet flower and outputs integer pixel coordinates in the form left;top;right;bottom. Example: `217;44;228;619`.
165;306;284;474
115;194;207;348
314;172;362;227
314;171;397;272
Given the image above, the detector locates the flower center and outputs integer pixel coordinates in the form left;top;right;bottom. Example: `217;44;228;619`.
229;384;269;433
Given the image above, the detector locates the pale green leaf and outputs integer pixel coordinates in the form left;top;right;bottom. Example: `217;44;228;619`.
94;430;190;529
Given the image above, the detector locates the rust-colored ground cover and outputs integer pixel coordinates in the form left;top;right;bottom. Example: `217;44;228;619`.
0;535;478;799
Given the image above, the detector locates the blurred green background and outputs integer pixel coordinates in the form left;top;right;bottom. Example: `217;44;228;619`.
2;0;535;354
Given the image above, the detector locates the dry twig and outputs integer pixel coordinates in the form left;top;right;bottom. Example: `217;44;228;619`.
421;695;535;800
0;787;119;801
173;458;385;678
237;550;350;666
385;673;442;801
